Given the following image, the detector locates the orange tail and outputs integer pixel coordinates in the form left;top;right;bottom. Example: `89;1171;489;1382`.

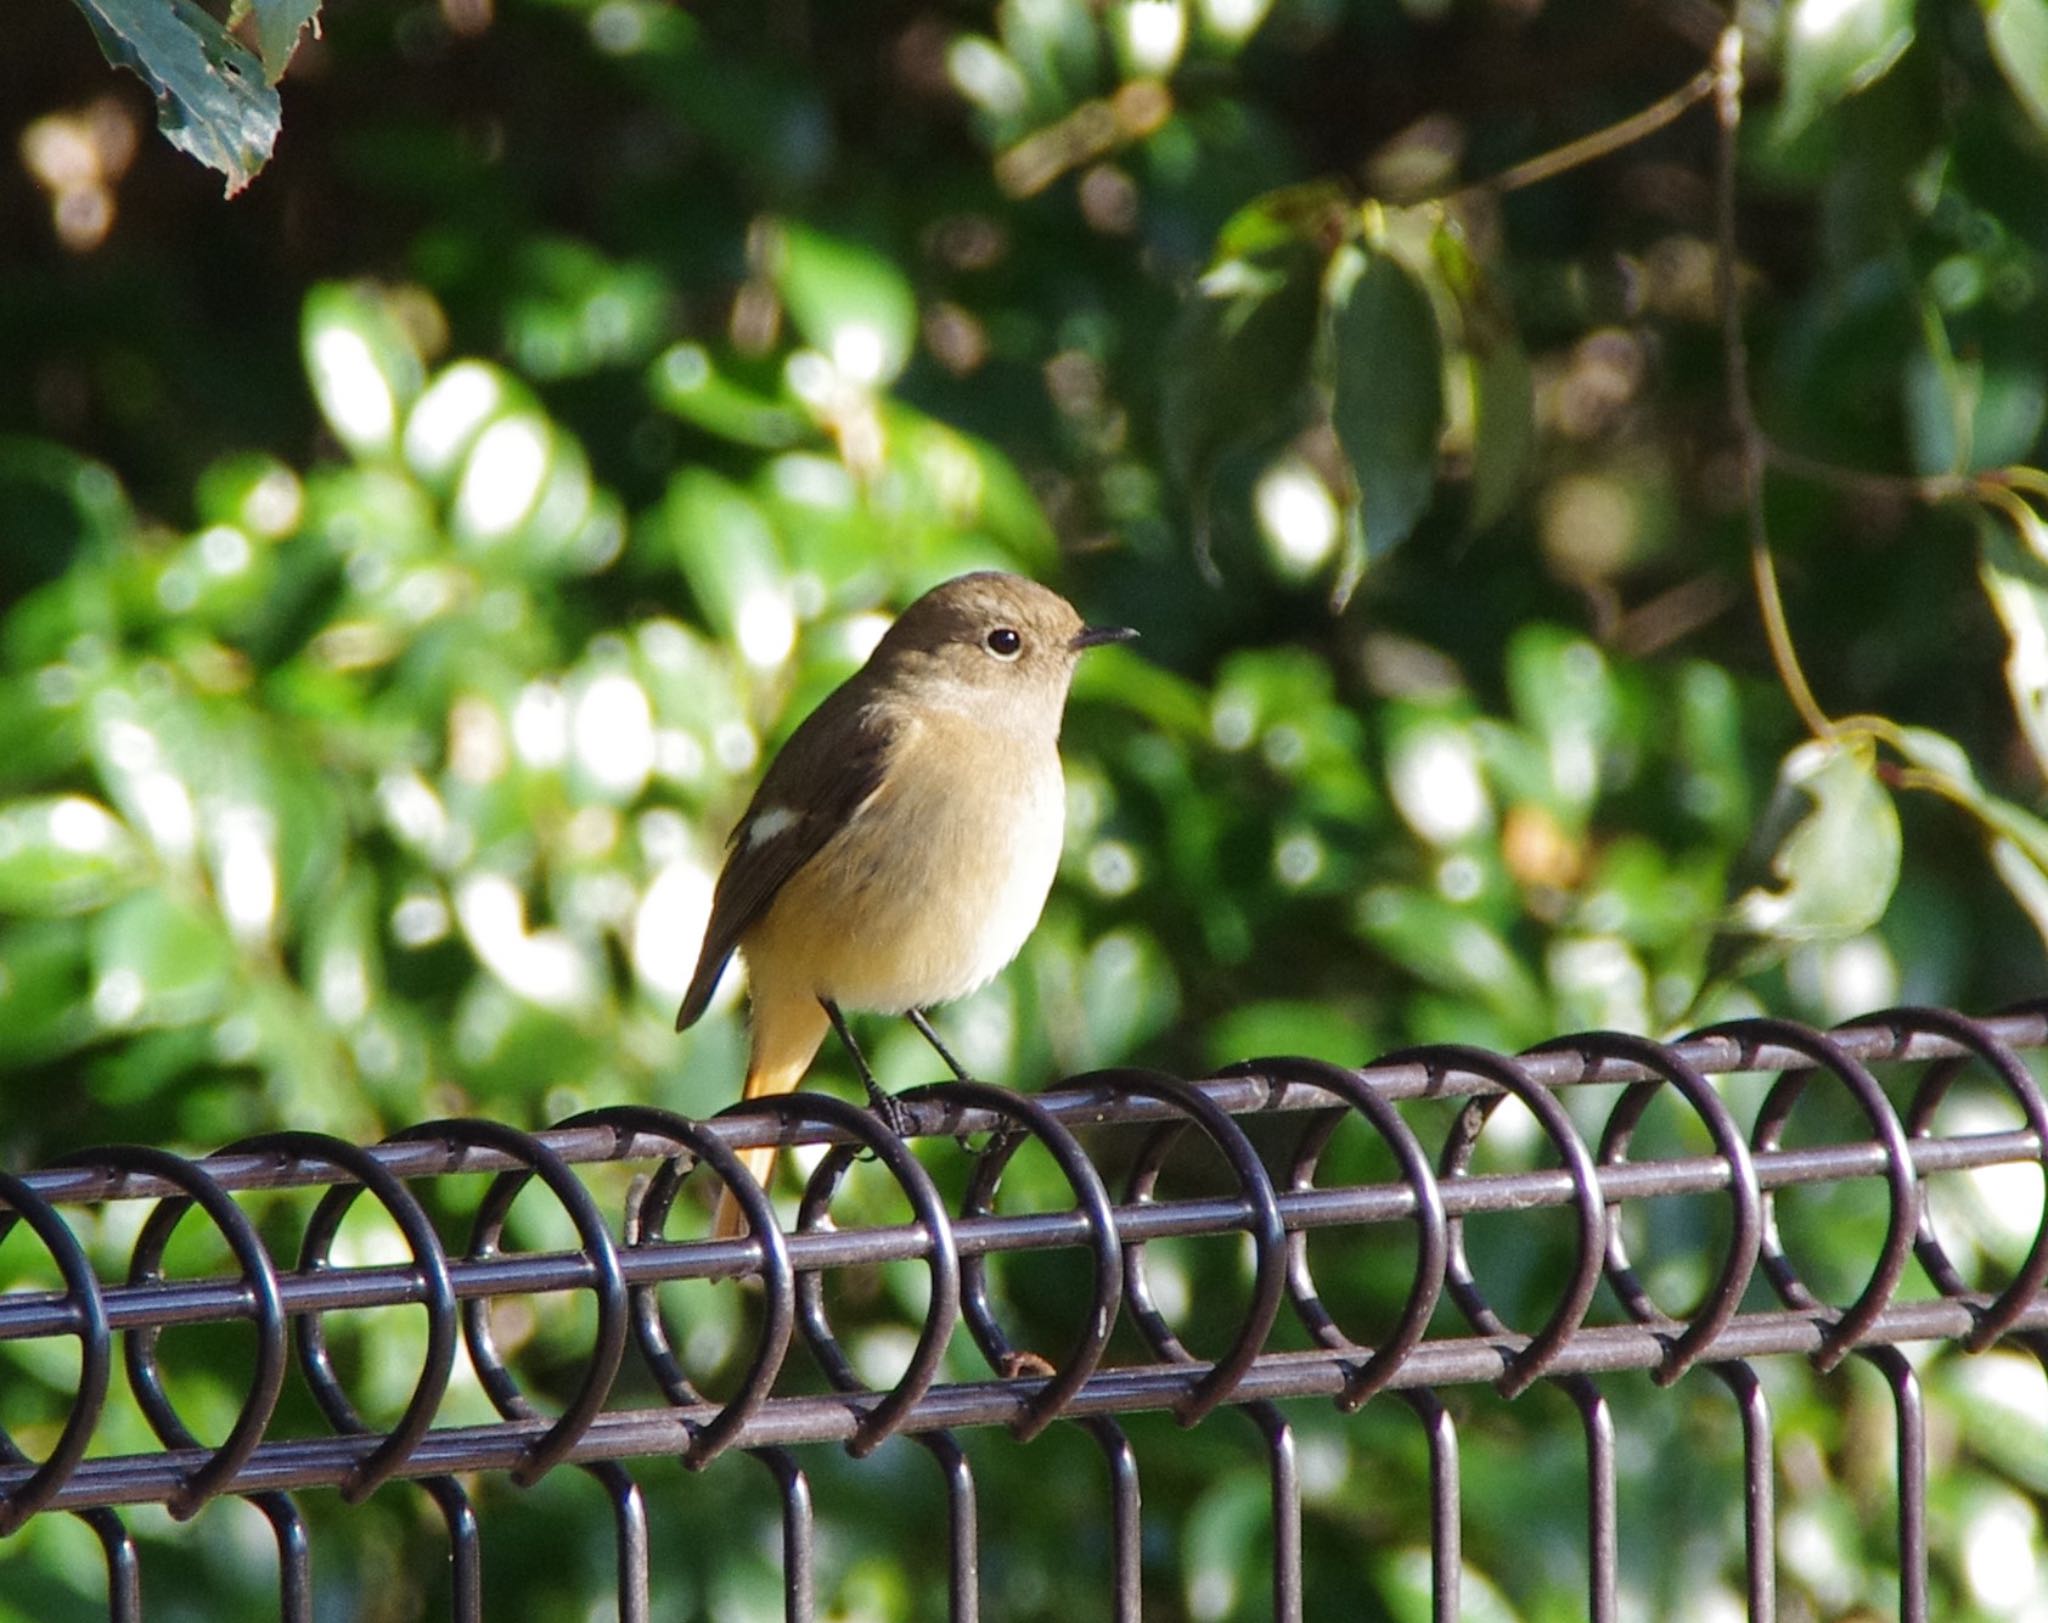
712;987;829;1242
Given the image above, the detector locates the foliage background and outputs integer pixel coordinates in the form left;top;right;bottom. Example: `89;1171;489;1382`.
5;0;2048;1618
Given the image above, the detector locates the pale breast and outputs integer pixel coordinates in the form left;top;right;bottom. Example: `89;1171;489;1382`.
742;716;1067;1014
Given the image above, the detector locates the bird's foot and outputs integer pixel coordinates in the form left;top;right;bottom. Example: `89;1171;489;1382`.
865;1080;918;1141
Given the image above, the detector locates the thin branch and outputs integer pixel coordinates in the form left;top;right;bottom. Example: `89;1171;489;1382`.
1441;65;1720;207
1761;441;1976;505
1711;25;1833;740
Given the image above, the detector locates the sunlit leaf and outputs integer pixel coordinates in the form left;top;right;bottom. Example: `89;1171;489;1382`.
662;470;796;671
88;888;237;1030
72;0;280;193
1327;244;1445;599
773;223;918;388
0;796;144;917
1714;737;1901;978
1161;186;1346;575
302;284;426;460
243;0;320;81
650;345;808;449
1986;0;2048;133
1772;0;1915;141
1355;886;1545;1035
1431;224;1533;535
1976;507;2048;777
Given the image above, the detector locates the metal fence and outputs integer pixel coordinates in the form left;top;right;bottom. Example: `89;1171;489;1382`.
2;1003;2046;1621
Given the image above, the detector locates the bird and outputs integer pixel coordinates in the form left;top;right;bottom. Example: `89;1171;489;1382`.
675;571;1137;1238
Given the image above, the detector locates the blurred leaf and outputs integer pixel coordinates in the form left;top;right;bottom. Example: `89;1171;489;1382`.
1430;224;1533;535
403;361;534;491
72;0;280;193
1773;0;1915;142
1976;505;2048;777
661;470;795;671
650;345;808;449
772;222;918;388
1182;1470;1268;1622
505;241;669;379
88;889;237;1031
0;921;93;1065
1501;625;1615;821
1713;737;1901;977
1355;886;1545;1036
1161;186;1344;572
0;796;144;917
1207;998;1371;1066
1327;243;1445;603
1985;0;2048;132
301;284;426;461
1078;927;1178;1063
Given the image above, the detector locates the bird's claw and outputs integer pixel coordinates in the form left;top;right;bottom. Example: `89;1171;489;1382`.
867;1083;917;1141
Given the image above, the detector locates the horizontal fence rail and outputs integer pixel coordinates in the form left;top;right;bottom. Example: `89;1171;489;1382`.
1;1004;2046;1621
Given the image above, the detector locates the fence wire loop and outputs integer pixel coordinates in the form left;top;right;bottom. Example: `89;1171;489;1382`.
1392;1046;1608;1398
70;1144;291;1521
0;1170;109;1535
774;1091;963;1458
1702;1019;1922;1373
909;1079;1123;1442
390;1119;630;1487
1082;1068;1289;1426
3;1005;2048;1622
1534;1030;1764;1386
1224;1054;1448;1412
261;1131;459;1505
1877;1006;2048;1352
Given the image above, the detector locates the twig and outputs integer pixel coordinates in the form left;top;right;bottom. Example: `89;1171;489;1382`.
1710;25;1833;740
1441;65;1720;207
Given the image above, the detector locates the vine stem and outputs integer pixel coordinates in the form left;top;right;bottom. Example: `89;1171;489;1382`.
1710;24;1834;740
1441;65;1720;204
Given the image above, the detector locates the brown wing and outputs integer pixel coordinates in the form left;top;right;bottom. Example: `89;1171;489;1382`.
674;686;897;1031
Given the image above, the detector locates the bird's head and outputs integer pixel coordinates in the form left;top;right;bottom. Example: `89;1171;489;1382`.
870;571;1137;727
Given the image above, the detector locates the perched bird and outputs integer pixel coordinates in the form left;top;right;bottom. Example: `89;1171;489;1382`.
676;571;1137;1237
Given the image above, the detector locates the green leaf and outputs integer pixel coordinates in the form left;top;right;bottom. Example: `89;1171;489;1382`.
1985;0;2048;133
1355;886;1545;1037
1891;723;2048;954
88;889;237;1030
301;284;427;460
1772;0;1915;142
73;0;281;195
661;470;796;670
0;921;95;1066
0;796;145;916
1162;187;1344;574
1976;506;2048;778
1430;224;1533;535
649;345;808;449
1719;737;1902;951
1327;245;1445;597
772;223;918;388
245;0;320;81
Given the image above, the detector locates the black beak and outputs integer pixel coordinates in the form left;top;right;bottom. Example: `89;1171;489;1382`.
1071;624;1139;651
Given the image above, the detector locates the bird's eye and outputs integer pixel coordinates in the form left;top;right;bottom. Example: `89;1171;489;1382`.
985;627;1023;659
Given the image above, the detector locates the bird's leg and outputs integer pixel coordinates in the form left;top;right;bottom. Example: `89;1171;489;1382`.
906;1008;974;1082
908;1009;1027;1159
822;998;916;1139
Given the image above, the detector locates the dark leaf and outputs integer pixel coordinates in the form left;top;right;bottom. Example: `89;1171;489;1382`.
1327;245;1445;598
1986;0;2048;133
73;0;280;194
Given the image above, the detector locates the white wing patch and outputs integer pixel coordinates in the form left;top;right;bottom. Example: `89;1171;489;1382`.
743;805;803;848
